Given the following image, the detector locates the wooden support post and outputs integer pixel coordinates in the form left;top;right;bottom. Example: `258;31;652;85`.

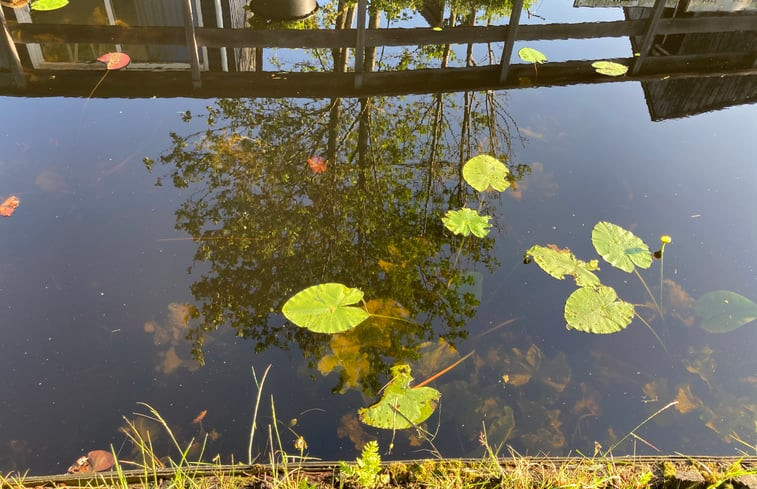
0;5;27;88
498;0;523;83
631;0;667;75
354;0;367;89
181;0;202;88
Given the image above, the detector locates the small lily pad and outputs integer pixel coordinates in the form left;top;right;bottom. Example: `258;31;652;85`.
591;221;652;273
282;283;370;333
442;208;492;238
564;285;634;334
525;245;600;287
518;47;547;64
462;154;510;192
695;290;757;333
358;364;441;429
31;0;68;10
592;61;628;77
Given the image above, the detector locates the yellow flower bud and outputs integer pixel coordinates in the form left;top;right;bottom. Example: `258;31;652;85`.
660;235;672;244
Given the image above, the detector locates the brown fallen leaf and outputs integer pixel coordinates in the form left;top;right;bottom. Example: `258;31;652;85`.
192;409;208;424
67;449;115;473
0;195;20;217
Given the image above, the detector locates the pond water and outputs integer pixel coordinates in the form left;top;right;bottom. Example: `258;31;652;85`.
1;1;756;476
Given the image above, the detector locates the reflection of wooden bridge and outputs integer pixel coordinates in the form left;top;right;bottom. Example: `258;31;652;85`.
1;0;755;99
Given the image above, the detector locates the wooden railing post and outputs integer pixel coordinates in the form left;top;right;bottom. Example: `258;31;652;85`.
499;0;523;83
631;0;668;75
181;0;202;88
0;5;26;88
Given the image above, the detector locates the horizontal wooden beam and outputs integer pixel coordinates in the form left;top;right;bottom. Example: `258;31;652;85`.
2;54;754;99
6;14;756;49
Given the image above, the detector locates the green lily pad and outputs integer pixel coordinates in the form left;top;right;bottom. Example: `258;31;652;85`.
31;0;68;10
518;47;547;64
591;221;652;273
358;364;441;429
564;285;634;334
525;245;600;287
282;283;370;333
442;208;492;238
694;290;757;333
592;61;628;77
462;154;510;192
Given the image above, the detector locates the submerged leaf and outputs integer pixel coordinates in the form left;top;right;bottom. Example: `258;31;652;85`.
525;244;600;287
518;47;547;64
307;155;327;174
358;364;440;429
564;285;634;334
67;450;115;473
592;61;628;77
591;221;652;272
0;195;20;217
694;290;757;333
442;208;491;238
97;52;131;70
282;283;370;333
462;154;510;192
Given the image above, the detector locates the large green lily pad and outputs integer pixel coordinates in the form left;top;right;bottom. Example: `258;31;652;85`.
282;283;370;333
442;208;492;238
694;290;757;333
462;155;510;192
525;244;600;287
591;221;652;273
358;364;441;429
564;285;634;334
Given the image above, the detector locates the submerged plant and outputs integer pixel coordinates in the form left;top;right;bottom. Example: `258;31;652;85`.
339;440;383;488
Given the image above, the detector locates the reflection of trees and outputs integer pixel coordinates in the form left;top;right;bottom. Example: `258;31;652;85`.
148;85;525;394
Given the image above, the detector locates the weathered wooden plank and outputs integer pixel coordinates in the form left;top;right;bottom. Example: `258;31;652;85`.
1;53;753;99
354;0;367;89
6;15;755;49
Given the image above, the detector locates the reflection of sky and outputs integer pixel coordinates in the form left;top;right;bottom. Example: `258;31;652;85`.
1;6;757;473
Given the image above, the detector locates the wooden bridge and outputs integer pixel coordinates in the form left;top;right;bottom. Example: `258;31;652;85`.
0;0;755;99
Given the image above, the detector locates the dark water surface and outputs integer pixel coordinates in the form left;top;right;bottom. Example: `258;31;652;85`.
2;3;757;476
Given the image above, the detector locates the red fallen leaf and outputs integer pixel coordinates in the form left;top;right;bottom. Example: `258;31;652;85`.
0;195;20;217
307;155;327;174
192;409;208;424
67;450;115;473
96;52;131;70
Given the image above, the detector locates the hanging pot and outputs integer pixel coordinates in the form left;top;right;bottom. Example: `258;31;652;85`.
249;0;318;21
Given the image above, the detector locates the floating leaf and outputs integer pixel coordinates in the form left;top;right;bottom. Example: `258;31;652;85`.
591;221;652;273
358;364;440;429
462;154;510;192
592;61;628;77
524;244;600;287
442;208;491;238
31;0;68;11
518;47;547;64
307;155;327;174
564;285;634;334
694;290;757;333
282;283;370;333
96;52;131;70
0;195;20;217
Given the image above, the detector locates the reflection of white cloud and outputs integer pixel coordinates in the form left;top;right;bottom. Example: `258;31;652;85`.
509;162;558;202
520;127;546;141
144;302;199;375
35;169;68;192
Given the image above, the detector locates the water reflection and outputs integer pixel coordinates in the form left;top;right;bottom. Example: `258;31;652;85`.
146;90;526;397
